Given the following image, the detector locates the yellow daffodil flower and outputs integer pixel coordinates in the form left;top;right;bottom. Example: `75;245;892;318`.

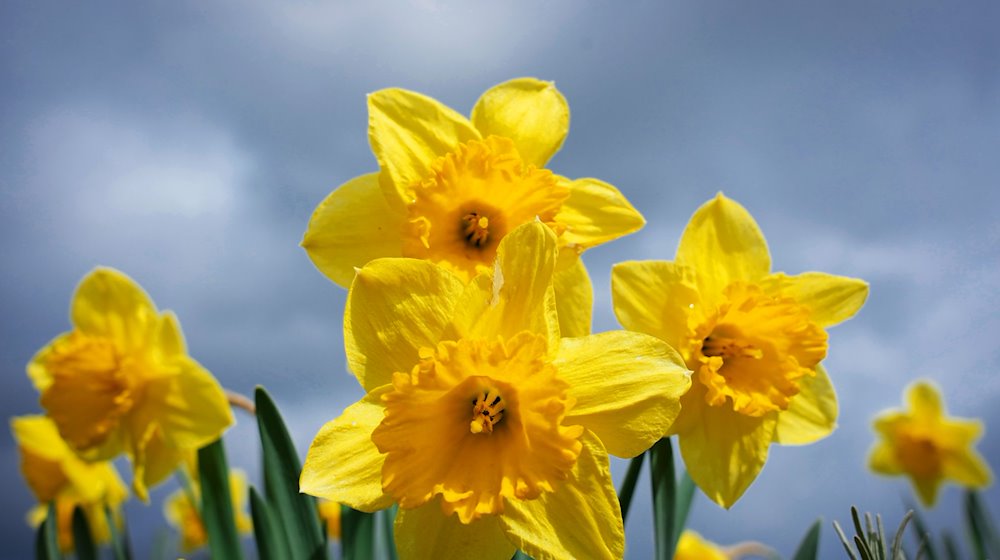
12;415;127;552
611;193;868;508
27;267;234;500
869;380;992;506
164;470;253;551
302;77;645;336
300;222;690;560
675;530;728;560
317;500;341;540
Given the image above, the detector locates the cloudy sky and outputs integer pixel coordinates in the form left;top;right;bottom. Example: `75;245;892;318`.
2;1;998;558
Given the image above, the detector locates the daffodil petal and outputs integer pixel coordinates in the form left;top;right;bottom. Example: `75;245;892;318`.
552;252;592;338
676;193;771;303
611;260;701;348
140;356;232;451
678;391;777;508
71;267;159;353
760;272;869;327
300;387;394;512
906;381;944;419
137;428;192;498
556;177;645;248
558;332;691;458
302;173;407;287
773;365;838;445
455;222;560;347
868;442;903;475
394;501;515;560
499;430;624;560
26;333;73;393
943;447;992;488
912;476;942;507
157;312;186;358
346;259;465;391
470;78;568;168
368;88;480;204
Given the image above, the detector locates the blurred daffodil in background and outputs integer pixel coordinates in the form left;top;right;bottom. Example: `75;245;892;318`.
302;77;645;336
869;380;992;506
674;530;728;560
612;193;868;507
300;222;690;560
317;500;341;540
26;267;233;500
164;469;252;552
12;415;128;552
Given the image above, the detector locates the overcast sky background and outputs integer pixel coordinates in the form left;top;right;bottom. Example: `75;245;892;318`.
2;1;999;558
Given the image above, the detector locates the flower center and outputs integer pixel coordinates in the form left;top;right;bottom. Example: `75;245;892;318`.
469;389;506;434
461;213;492;249
686;282;828;417
371;332;583;523
895;431;943;479
402;136;569;281
39;333;137;451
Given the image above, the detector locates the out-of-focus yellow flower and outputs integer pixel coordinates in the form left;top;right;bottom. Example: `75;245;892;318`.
869;380;992;506
302;77;645;336
13;415;128;552
612;193;868;508
300;222;690;560
27;267;233;500
164;470;253;552
317;500;341;540
675;530;728;560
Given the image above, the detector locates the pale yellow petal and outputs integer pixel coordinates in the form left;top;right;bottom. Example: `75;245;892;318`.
454;222;560;347
676;193;770;304
368;88;480;204
906;381;944;421
10;415;70;460
558;332;691;458
555;177;645;248
394;501;514;560
867;442;903;475
943;448;992;488
300;387;394;512
157;312;186;358
499;430;624;560
136;428;192;499
71;267;159;353
773;365;838;445
760;272;869;327
611;260;700;348
470;78;568;168
345;259;465;392
677;389;777;508
552;252;592;338
302;173;407;287
141;356;233;451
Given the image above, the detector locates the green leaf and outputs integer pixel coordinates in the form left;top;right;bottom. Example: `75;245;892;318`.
250;485;292;560
511;551;533;560
35;502;61;560
71;506;96;560
255;386;327;560
965;491;1000;560
104;505;132;560
670;471;696;553
650;437;677;560
791;519;822;560
381;505;399;560
341;506;375;560
617;453;644;524
907;503;938;560
941;531;961;560
198;438;244;560
832;521;859;560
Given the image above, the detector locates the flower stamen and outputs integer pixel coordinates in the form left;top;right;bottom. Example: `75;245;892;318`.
461;213;491;248
470;389;505;434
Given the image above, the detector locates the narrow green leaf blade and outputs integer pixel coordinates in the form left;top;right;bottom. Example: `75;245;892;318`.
340;506;375;560
71;506;97;560
907;503;939;560
381;505;399;560
617;453;644;524
250;485;292;560
649;437;677;560
941;531;961;560
966;490;1000;560
255;386;327;560
198;438;244;560
670;471;696;553
791;519;822;560
104;505;132;560
44;502;61;560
